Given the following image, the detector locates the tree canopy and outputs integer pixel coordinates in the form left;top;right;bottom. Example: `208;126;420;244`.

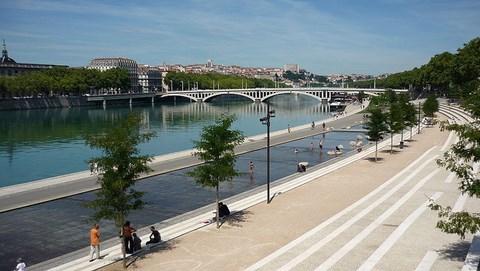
422;95;439;118
83;113;156;266
351;37;480;100
187;113;244;228
430;87;480;239
364;106;388;162
0;67;130;98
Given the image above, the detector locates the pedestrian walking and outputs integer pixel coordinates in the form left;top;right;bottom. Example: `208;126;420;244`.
287;124;291;133
89;223;100;262
310;142;314;151
322;122;326;130
14;257;26;271
311;121;315;130
319;140;323;151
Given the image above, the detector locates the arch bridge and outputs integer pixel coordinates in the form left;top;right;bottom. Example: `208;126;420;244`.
159;87;407;103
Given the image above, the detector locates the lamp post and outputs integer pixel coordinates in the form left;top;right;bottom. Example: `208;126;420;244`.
260;102;275;204
181;81;184;91
170;80;173;91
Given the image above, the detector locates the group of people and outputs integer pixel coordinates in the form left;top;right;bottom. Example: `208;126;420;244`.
87;221;162;263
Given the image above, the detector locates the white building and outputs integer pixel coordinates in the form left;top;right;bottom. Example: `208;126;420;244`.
284;64;299;73
89;57;139;90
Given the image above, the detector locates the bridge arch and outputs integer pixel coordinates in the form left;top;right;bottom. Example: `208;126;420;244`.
260;91;323;102
202;92;256;102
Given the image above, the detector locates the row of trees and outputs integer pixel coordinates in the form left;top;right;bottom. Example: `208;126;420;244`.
0;67;130;99
84;112;244;266
352;37;480;100
164;72;284;90
364;90;425;161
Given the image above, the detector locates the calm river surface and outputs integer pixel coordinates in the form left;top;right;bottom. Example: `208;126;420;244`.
1;95;334;187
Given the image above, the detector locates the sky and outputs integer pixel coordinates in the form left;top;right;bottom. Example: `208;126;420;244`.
1;0;479;75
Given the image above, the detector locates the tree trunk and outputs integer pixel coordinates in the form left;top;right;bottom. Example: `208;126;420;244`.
120;227;126;269
215;185;220;229
390;134;394;154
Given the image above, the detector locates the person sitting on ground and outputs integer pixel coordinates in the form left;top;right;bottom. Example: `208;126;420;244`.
146;226;161;245
132;232;142;252
218;202;230;218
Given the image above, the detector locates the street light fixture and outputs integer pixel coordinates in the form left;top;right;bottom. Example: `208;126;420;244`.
260;102;275;204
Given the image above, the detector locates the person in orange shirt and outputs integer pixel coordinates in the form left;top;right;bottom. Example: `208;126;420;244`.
89;223;100;262
123;221;136;254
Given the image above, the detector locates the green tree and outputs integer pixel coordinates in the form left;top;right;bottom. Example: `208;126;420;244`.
187;114;245;228
83;113;156;267
381;90;405;153
422;95;439;118
364;107;388;162
430;88;480;239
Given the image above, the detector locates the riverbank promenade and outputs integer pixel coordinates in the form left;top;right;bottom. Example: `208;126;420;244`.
35;102;479;271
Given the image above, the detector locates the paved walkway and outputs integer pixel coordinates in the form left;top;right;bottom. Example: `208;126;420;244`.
44;103;480;271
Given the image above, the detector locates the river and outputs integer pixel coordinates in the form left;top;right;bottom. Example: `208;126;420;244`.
0;94;333;187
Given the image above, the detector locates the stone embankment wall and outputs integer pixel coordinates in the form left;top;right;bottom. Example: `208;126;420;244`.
0;97;88;111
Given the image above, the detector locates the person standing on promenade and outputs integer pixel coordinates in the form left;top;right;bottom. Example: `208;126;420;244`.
310;142;314;151
146;226;161;245
319;140;323;151
311;121;315;130
89;223;100;262
287;124;291;133
123;221;136;254
89;161;95;175
322;122;326;130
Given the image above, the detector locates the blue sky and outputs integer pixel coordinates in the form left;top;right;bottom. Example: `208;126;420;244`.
1;0;479;75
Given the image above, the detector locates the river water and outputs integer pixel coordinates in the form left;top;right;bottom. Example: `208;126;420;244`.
0;94;334;187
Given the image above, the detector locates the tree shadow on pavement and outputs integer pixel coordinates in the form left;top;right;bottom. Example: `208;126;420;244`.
220;210;253;228
380;149;401;154
437;240;471;262
365;157;385;162
125;239;181;268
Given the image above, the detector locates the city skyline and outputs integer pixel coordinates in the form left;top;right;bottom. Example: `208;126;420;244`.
1;0;479;75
